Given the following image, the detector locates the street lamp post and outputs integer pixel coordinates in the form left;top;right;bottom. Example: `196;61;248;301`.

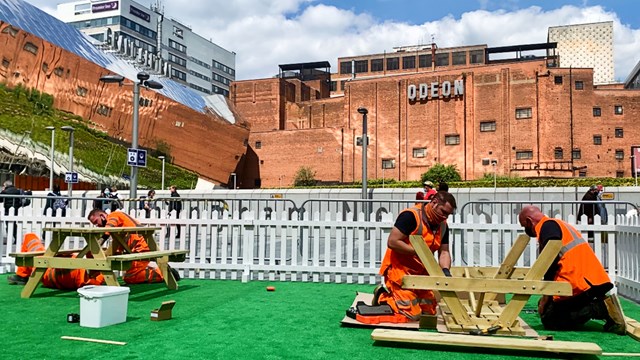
632;154;638;187
158;156;165;191
45;126;55;191
357;107;368;200
492;160;497;189
61;126;74;197
99;72;163;201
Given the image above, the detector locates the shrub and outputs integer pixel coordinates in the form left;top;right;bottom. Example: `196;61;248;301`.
293;166;317;187
421;163;462;184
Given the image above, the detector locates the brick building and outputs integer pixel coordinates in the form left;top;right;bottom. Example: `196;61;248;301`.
233;30;640;188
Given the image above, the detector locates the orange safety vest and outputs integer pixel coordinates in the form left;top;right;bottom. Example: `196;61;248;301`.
534;216;611;301
380;204;445;279
106;211;150;254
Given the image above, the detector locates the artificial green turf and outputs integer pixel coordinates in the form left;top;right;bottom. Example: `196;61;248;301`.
1;274;639;360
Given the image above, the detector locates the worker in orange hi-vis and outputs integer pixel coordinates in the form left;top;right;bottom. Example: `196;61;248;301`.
86;209;180;284
7;233;105;288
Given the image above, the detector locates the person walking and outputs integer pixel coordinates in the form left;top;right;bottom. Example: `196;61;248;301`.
167;185;182;238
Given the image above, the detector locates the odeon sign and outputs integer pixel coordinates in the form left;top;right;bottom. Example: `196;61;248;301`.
407;79;464;101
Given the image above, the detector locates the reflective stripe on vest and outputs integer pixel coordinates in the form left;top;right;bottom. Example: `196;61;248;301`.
558;225;587;258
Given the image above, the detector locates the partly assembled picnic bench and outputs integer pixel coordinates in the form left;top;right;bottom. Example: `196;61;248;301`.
10;226;188;298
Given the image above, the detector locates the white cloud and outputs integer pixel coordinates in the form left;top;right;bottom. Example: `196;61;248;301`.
25;1;640;81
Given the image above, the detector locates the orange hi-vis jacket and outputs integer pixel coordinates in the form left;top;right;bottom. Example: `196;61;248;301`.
106;211;150;254
377;205;445;319
105;211;163;284
17;233;104;289
380;205;444;279
535;216;611;301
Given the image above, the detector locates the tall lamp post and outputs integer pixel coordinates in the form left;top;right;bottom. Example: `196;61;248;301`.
100;72;163;201
632;154;638;187
357;107;368;200
61;126;74;197
491;159;497;189
45;126;55;191
158;155;166;191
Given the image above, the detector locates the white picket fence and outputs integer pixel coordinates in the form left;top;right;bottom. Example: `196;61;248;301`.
2;206;639;302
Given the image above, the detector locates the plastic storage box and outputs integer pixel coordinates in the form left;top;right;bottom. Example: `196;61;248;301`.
77;285;130;328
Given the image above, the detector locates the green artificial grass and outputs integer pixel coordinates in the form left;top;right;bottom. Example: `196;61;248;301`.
1;274;639;360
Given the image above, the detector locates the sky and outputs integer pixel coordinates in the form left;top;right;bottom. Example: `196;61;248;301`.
25;0;640;81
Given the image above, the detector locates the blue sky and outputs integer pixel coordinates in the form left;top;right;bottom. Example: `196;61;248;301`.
29;0;640;81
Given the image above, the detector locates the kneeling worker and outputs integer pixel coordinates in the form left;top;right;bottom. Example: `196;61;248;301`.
8;233;104;289
375;191;456;321
87;209;180;284
518;205;625;334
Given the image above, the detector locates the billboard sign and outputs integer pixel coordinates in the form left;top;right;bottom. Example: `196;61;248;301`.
92;1;119;13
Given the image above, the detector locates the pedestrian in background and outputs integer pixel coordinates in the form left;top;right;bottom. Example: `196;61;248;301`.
167;185;182;238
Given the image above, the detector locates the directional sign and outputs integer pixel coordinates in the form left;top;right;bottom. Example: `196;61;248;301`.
137;149;147;167
65;172;78;184
127;148;147;167
127;148;138;166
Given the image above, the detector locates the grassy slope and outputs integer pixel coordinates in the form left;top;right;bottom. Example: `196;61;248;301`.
0;84;197;190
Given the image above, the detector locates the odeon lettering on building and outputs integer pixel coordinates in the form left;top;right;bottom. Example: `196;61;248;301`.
407;80;464;101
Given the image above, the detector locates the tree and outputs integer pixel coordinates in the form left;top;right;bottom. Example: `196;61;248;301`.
422;163;462;184
293;166;317;187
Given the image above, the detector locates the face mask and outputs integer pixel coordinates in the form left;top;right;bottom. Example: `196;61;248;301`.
524;225;537;238
100;215;107;227
424;203;448;225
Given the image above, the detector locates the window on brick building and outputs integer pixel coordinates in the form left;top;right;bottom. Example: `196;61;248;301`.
515;150;533;160
593;135;602;145
340;80;346;90
382;158;396;169
452;51;466;65
354;60;368;73
435;53;449;66
402;56;416;69
575;81;584;90
444;134;460;145
469;50;484;64
615;105;623;115
255;141;262;149
412;148;427;158
371;59;383;72
330;81;336;92
480;121;496;132
418;54;432;68
616;171;624;178
572;149;581;159
339;61;352;74
579;170;587;177
515;107;532;119
615;128;624;138
386;57;399;70
554;147;563;159
554;76;563;84
615;149;624;160
593;107;601;117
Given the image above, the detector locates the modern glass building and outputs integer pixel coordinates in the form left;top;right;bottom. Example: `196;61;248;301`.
57;0;235;96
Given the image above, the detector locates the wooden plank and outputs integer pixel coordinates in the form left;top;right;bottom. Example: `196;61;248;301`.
108;250;189;261
33;257;112;270
497;240;562;327
408;235;472;325
450;267;528;279
371;329;602;355
625;316;640;341
61;336;126;346
403;276;572;296
484;234;530;302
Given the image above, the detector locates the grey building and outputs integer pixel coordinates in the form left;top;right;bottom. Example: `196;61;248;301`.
57;0;235;96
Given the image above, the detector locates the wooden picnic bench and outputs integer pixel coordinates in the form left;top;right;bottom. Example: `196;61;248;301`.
10;226;189;298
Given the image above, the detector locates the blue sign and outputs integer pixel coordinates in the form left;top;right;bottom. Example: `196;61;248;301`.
137;149;147;167
127;148;147;167
65;172;78;184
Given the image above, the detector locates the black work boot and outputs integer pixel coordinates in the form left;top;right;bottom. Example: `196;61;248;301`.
372;284;388;306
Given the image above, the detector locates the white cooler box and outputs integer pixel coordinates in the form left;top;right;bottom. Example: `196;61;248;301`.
77;285;130;328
